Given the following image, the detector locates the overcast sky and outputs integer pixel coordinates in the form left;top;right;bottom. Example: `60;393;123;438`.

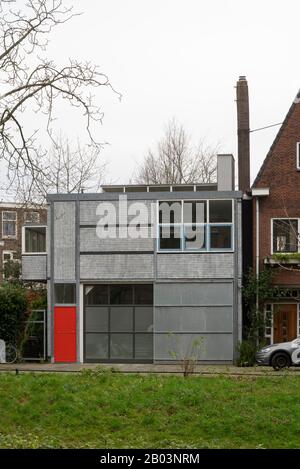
2;0;300;197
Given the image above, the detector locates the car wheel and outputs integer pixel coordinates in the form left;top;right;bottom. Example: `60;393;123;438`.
271;352;291;370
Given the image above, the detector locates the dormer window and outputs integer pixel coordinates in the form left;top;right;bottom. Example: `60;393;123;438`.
297;142;300;169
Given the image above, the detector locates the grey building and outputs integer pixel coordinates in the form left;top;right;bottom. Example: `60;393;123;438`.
22;154;243;364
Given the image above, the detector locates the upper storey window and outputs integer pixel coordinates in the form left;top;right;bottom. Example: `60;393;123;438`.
2;211;17;238
158;199;233;252
272;219;299;253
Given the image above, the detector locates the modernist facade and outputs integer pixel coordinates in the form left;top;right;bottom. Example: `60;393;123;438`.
22;154;243;364
0;203;47;282
251;90;300;344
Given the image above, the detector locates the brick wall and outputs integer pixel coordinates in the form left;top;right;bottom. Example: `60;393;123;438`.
253;99;300;287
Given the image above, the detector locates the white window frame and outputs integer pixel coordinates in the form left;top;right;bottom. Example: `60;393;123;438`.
297;142;300;170
266;303;300;344
270;218;300;255
22;225;47;255
157;199;234;253
2;211;17;239
2;250;17;279
24;211;40;223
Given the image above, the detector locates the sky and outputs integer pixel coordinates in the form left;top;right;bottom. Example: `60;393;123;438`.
2;0;300;196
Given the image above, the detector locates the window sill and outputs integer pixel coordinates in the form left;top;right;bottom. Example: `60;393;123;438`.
22;252;47;256
265;256;300;265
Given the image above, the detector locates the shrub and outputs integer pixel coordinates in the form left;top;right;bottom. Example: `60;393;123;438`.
0;283;29;344
236;340;259;367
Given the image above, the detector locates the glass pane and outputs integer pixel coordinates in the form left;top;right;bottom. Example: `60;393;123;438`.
85;307;109;332
110;285;133;304
135;334;153;359
3;211;16;221
110;307;133;331
159;201;182;223
159;225;181;250
209;200;232;223
3;221;16;237
183;201;206;223
110;334;133;359
273;219;298;253
85;334;108;359
85;285;109;305
134;285;153;305
54;284;76;304
184;225;206;250
210;225;232;249
135;307;153;332
25;227;46;253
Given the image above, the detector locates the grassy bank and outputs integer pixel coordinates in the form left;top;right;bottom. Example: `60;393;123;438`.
0;369;299;448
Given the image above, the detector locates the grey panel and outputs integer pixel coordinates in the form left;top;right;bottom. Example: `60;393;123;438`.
80;254;154;279
110;334;133;359
135;307;153;332
80;227;154;252
80;200;156;225
22;255;47;281
155;306;233;332
155;282;233;306
157;253;234;279
47;205;51;278
110;307;133;331
85;333;108;359
85;307;109;332
54;202;75;280
217;154;235;191
135;334;153;359
155;333;233;361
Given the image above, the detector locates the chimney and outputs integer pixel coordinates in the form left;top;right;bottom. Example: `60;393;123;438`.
236;76;250;192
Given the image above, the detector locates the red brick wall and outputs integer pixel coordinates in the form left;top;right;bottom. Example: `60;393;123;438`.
253;100;300;287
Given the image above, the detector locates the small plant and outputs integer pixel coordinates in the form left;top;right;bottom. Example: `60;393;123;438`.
168;333;204;377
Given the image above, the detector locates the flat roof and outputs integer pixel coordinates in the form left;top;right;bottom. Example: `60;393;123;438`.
101;183;218;193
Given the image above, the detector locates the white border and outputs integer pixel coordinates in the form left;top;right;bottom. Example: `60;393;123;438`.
22;225;47;255
297;142;300;170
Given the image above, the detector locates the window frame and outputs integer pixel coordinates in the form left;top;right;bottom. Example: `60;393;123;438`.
271;218;300;255
2;211;17;239
24;211;40;224
22;225;47;255
297;142;300;170
157;199;234;253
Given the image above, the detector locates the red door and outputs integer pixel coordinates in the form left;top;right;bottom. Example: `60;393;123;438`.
54;306;77;362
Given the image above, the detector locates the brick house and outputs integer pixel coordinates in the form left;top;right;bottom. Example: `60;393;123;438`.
0;203;47;282
251;90;300;344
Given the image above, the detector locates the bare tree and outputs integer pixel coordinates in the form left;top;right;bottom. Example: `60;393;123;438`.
133;119;219;184
0;0;120;196
13;134;107;204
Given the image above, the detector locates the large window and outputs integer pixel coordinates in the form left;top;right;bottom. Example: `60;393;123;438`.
2;211;17;238
84;284;153;361
158;199;233;251
23;226;46;253
272;219;299;253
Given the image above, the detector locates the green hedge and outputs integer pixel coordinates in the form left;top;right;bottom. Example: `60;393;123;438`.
0;283;28;344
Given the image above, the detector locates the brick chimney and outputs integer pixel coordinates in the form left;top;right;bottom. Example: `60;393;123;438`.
236;76;250;192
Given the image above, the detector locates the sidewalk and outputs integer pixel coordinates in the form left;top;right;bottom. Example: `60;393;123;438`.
0;362;299;376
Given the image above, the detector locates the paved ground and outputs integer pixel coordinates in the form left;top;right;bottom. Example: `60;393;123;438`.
0;362;300;376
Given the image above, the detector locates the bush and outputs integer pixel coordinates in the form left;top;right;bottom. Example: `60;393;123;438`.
236;340;258;367
0;283;29;344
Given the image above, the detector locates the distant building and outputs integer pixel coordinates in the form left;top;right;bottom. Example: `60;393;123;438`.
0;203;47;282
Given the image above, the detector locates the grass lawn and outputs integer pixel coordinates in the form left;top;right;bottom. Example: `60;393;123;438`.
0;369;300;449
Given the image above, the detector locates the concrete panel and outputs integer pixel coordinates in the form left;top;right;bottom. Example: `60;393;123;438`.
22;255;47;281
155;282;233;306
80;227;154;252
155;306;233;332
80;200;156;225
157;253;234;279
154;333;233;361
54;202;75;280
80;254;154;280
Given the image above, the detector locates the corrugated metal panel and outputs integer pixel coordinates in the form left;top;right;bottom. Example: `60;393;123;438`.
80;254;155;279
155;282;233;306
54;202;75;280
157;253;234;279
80;200;156;225
22;255;47;281
80;227;154;252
